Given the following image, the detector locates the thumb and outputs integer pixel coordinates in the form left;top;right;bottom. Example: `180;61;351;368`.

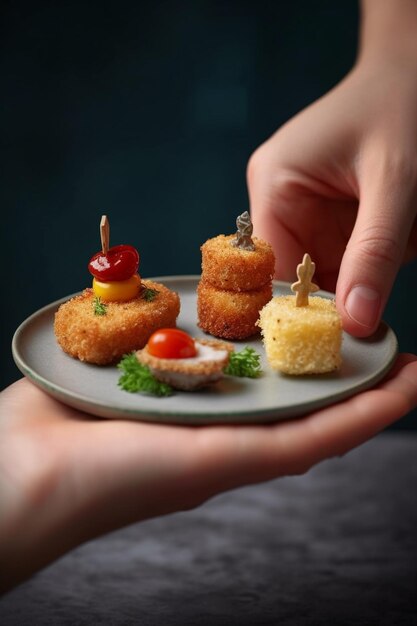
336;174;414;337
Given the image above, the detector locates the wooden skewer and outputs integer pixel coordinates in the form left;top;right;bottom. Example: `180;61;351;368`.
100;215;110;255
291;253;320;307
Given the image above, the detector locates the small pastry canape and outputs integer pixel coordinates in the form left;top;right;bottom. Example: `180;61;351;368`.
197;211;275;339
54;216;180;365
136;328;234;391
257;254;342;375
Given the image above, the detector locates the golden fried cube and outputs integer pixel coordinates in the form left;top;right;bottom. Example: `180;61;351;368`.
258;295;342;374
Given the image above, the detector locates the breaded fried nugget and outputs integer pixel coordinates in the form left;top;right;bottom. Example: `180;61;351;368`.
54;280;180;365
201;234;275;291
197;280;272;340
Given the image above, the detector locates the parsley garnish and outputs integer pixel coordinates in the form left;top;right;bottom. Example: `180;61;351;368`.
142;287;159;302
224;347;262;378
93;296;107;316
117;347;262;398
117;353;173;397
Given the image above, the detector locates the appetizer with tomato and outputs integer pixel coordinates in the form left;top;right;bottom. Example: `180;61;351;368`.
54;216;180;365
136;328;234;391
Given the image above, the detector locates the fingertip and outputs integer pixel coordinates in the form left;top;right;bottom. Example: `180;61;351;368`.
336;284;383;337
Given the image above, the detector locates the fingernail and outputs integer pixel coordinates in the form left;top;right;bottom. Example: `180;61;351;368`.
345;285;381;328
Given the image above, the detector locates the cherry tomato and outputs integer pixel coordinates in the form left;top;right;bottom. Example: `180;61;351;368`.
147;329;197;359
88;244;139;282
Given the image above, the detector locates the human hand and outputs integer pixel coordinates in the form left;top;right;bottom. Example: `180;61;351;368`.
248;43;417;337
2;354;417;593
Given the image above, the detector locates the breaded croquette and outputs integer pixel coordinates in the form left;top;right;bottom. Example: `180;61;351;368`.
54;280;180;365
197;212;275;340
257;295;342;374
201;234;275;291
197;280;272;340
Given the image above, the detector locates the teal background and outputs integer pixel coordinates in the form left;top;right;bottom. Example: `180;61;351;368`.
1;1;416;427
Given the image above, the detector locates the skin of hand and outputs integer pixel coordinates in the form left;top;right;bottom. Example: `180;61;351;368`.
248;43;417;337
1;356;417;594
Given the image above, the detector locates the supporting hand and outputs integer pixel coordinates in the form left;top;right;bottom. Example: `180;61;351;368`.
1;355;417;592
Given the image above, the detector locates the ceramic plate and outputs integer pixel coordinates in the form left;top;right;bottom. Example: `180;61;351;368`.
12;276;398;425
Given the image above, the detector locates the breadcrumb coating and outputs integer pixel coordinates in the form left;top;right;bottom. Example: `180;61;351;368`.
197;280;272;340
138;339;233;391
258;295;342;374
138;338;233;374
201;234;275;291
54;280;180;365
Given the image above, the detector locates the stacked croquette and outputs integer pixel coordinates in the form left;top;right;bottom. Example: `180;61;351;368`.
197;214;275;340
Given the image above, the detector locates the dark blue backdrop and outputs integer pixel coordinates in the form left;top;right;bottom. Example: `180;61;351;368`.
1;0;416;427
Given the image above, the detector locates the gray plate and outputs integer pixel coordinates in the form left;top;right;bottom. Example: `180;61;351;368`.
12;276;398;425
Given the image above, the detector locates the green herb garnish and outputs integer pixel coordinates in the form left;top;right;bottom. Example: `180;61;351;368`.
142;287;159;302
117;353;173;396
224;347;262;378
93;296;108;316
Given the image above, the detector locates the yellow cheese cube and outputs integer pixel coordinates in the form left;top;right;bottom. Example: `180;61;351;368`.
258;295;342;375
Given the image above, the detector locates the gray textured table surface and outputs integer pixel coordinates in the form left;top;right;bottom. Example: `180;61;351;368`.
1;432;416;626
